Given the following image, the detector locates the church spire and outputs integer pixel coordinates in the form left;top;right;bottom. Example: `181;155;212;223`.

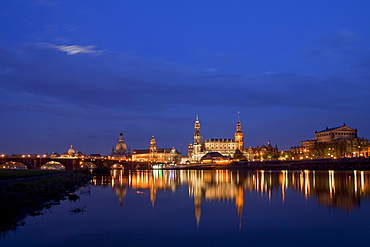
194;116;201;145
234;111;244;150
150;136;157;153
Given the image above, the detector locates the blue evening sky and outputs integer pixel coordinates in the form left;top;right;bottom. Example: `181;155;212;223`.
1;0;369;155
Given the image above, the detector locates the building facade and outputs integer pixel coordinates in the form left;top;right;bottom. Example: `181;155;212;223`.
315;124;358;142
111;132;129;158
132;136;182;164
188;114;249;162
290;124;368;159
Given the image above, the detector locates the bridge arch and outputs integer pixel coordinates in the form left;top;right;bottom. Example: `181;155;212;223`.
41;161;65;171
81;162;97;169
111;163;124;169
0;161;28;169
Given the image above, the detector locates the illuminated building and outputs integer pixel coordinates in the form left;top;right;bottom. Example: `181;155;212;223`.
247;140;279;160
111;132;129;157
200;152;231;164
315;124;357;142
132;136;182;164
291;124;368;159
189;113;248;162
60;145;85;158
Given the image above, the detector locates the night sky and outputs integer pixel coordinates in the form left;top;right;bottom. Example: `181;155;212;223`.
1;0;370;155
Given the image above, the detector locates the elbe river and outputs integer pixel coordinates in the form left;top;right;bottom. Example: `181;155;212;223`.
2;169;370;246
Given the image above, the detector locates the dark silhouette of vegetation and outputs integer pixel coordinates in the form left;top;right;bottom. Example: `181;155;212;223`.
310;137;369;158
0;170;90;232
233;149;246;160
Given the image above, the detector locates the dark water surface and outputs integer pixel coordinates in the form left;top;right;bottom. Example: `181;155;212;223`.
2;169;370;246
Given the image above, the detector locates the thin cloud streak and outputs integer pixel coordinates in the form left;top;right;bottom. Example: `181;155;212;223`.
49;44;101;55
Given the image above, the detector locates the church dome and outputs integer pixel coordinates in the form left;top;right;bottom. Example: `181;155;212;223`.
116;142;127;151
67;145;75;155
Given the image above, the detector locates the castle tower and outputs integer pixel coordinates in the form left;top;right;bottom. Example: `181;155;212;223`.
192;116;203;162
150;136;157;152
194;115;201;145
234;112;244;150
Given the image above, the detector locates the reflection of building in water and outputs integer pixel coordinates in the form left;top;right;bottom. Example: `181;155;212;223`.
111;169;128;206
103;169;370;226
187;170;245;226
132;136;182;164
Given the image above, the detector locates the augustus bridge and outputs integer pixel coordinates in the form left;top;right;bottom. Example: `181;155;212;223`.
0;157;152;170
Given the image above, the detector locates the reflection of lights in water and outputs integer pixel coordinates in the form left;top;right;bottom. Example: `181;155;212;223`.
280;170;288;202
153;170;160;180
329;170;335;198
95;169;370;215
304;170;310;198
259;170;265;194
361;171;365;194
354;170;358;196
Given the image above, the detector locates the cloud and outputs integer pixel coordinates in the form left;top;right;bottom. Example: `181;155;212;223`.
1;42;370;117
0;41;369;154
303;30;370;75
49;44;101;55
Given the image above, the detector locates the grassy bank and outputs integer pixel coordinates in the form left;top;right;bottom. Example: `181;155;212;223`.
0;169;63;181
0;170;90;231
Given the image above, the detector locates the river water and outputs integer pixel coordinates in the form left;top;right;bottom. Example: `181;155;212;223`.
2;169;370;246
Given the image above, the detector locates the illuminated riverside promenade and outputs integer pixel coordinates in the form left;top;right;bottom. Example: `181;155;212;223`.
2;154;370;171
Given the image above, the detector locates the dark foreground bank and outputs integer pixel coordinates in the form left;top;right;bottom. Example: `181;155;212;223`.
0;170;90;231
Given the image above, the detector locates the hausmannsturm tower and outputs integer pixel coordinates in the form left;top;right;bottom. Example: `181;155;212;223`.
234;112;244;150
190;113;246;162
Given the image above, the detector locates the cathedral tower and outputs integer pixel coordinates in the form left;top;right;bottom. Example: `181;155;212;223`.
234;112;244;150
192;116;203;162
194;115;201;145
150;136;157;153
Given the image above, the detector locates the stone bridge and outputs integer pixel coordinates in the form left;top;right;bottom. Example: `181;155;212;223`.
0;157;102;170
0;157;152;170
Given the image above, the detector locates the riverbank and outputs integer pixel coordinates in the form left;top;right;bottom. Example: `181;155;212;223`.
162;157;370;170
0;170;90;231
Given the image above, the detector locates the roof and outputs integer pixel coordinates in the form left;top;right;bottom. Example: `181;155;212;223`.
316;124;357;133
206;139;236;142
133;148;180;154
200;152;230;160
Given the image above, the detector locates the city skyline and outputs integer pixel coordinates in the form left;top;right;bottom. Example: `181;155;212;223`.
1;1;370;154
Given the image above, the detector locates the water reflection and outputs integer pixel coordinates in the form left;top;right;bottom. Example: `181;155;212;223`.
93;169;370;223
3;169;370;246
